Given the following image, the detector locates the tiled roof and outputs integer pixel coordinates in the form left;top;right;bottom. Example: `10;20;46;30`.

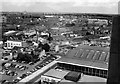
57;45;110;70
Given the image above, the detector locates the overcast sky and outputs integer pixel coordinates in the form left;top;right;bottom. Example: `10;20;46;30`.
1;0;119;14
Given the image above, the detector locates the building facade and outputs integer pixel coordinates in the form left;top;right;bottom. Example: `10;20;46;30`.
4;40;22;49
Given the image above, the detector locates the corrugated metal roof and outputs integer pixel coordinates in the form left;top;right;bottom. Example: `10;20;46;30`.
58;45;109;70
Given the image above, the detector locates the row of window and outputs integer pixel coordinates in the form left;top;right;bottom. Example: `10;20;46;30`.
5;42;21;48
57;63;108;78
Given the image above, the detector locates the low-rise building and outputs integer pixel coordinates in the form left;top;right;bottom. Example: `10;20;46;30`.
24;45;109;84
4;40;22;49
4;40;30;49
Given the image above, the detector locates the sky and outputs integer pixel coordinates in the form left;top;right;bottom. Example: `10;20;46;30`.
1;0;120;14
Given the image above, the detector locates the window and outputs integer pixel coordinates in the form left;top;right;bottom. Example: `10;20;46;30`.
86;67;89;74
105;70;108;78
102;70;107;78
87;68;90;75
75;66;80;72
56;63;108;78
100;70;104;77
84;67;87;73
92;68;96;76
81;66;85;73
96;69;100;76
4;43;7;47
7;43;10;47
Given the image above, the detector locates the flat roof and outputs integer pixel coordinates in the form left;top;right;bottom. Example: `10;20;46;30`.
43;69;69;79
59;75;106;84
56;73;106;84
57;45;109;70
79;75;107;82
59;79;77;84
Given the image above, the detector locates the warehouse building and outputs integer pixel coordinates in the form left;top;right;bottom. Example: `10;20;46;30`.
31;45;109;84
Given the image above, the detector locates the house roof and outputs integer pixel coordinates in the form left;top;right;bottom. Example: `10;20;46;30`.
4;31;18;36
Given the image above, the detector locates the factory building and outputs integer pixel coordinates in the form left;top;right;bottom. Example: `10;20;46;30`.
23;45;109;84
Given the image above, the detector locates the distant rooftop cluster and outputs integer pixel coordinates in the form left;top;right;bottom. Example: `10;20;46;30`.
0;12;113;84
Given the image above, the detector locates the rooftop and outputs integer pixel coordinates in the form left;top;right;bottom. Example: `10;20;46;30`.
42;68;107;83
59;75;106;84
57;45;109;70
44;69;69;79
